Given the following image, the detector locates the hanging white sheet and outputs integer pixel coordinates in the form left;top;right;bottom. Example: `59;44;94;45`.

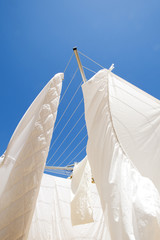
0;73;63;240
71;156;94;226
82;69;160;240
28;173;109;240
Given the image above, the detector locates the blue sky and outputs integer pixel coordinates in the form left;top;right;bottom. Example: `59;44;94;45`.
0;0;160;175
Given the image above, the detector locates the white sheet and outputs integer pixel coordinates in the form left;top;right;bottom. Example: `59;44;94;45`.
0;73;63;240
28;173;109;240
82;69;160;240
71;156;94;226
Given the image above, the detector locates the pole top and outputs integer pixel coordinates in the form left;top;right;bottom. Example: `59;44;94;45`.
73;46;77;51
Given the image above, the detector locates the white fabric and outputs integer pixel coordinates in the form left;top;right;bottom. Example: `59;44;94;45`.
0;73;63;240
82;69;160;240
28;173;109;240
71;156;94;226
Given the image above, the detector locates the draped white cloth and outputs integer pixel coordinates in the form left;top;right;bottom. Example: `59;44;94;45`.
0;73;63;240
82;69;160;240
71;156;94;226
28;173;109;240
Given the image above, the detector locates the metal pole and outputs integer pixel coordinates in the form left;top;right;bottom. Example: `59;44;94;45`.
45;166;73;171
73;47;86;83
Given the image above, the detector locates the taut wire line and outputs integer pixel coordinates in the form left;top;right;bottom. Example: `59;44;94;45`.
66;145;86;167
59;68;78;105
49;97;84;153
52;79;83;134
78;50;105;69
82;65;96;74
47;49;105;175
48;112;84;162
58;134;87;167
64;51;74;73
48;124;86;166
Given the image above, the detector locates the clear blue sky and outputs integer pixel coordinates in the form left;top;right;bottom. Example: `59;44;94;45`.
0;0;160;175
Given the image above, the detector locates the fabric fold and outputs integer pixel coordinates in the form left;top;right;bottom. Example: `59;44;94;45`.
28;173;109;240
0;73;63;240
71;156;94;226
82;69;160;240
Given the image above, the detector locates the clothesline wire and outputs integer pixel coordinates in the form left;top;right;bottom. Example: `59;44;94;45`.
49;124;87;166
82;65;96;74
59;68;78;105
59;134;87;167
64;49;105;73
78;50;105;69
47;49;106;173
66;145;86;167
47;112;84;163
49;96;84;153
52;78;83;136
64;51;74;73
